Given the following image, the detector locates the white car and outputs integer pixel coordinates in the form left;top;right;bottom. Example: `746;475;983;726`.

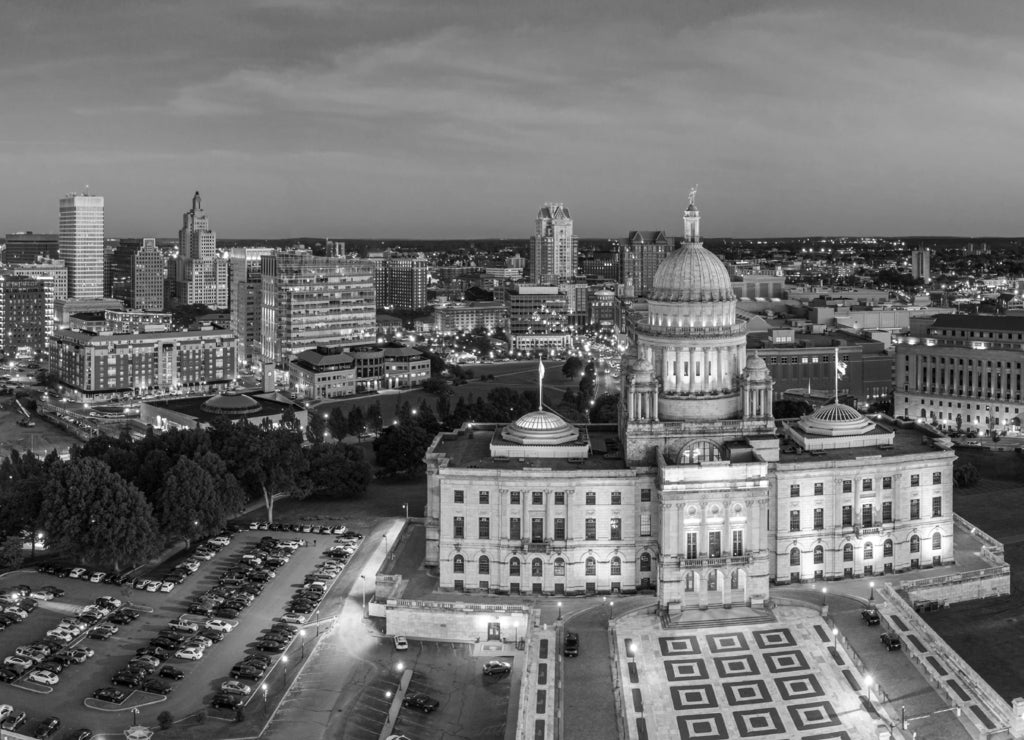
159;582;175;592
175;646;203;661
29;590;54;601
209;536;231;547
280;613;307;624
4;608;28;620
45;629;74;643
220;680;252;695
145;581;160;592
193;550;214;561
99;597;123;608
28;669;59;685
4;656;33;670
168;620;198;633
56;621;84;635
68;567;87;579
393;636;409;651
89;571;106;583
183;560;201;572
205;619;235;633
0;705;12;722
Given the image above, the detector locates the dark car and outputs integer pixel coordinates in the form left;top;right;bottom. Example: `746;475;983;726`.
241;654;272;668
159;665;185;680
403;692;440;713
255;640;285;653
44;586;65;598
155;631;185;645
188;604;214;617
211;692;244;709
230;664;264;680
141;678;172;695
0;667;21;683
148;638;178;650
108;612;132;625
37;660;65;674
92;687;127;703
32;716;61;739
199;629;225;643
881;632;902;651
90;626;118;641
563;632;580;657
20;598;37;612
111;672;142;688
288;602;315;614
2;711;27;731
214;607;240;619
68;730;93;740
136;647;169;660
223;600;248;612
861;609;881;626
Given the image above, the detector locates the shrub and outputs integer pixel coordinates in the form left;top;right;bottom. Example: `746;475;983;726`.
157;711;173;730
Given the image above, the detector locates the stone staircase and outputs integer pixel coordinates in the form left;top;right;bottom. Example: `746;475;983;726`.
661;606;776;630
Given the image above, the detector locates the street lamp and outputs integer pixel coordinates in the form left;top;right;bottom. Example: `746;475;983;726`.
869;581;876;602
831;627;838;646
396;661;404;673
383;533;389;558
864;674;873;702
557;601;563;621
514;619;520;647
402;503;409;519
282;655;289;685
360;574;367;613
299;628;306;660
262;682;268;716
821;586;827;605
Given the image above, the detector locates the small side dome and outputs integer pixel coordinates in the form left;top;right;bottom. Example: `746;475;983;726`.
797;402;875;437
744;354;769;382
201;391;262;417
501;410;580;446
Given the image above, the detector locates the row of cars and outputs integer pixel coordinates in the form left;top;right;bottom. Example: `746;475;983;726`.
248;521;348;535
0;706;69;739
860;608;902;650
131;535;235;594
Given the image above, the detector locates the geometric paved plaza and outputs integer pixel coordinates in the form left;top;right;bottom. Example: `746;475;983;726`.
616;607;886;740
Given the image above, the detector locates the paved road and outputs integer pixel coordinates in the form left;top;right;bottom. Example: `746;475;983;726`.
562;601;622;740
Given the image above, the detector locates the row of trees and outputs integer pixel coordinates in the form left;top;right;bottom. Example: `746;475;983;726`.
0;417;372;570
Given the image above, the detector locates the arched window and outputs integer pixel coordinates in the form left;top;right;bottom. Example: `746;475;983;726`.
843;543;854;562
813;545;824;564
708;571;718;591
453;554;464;574
910;535;920;553
679;440;723;465
932;532;942;551
479;555;490;575
611;557;621;576
531;558;543;577
554;557;565;577
789;548;800;566
640;552;652;571
585;557;596;576
864;542;874;560
684;571;694;592
730;570;739;589
883;539;893;557
509;557;520;577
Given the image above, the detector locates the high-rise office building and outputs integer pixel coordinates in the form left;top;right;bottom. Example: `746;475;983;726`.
368;252;428;312
170;191;228;308
621;230;672;296
3;233;59;264
59;193;104;299
529;203;577;284
228;247;275;369
260;249;376;368
133;239;166;312
0;275;47;358
911;248;931;283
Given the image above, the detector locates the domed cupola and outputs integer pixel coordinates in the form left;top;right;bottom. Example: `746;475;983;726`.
649;244;736;304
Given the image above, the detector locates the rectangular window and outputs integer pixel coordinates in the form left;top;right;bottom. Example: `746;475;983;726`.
641;488;651;502
910;537;920;553
510;491;520;505
554;518;565;540
585;559;596;576
454;490;464;504
611;491;622;506
479;491;489;505
814;482;823;495
554;491;565;506
554;560;565;576
842;480;852;493
640;513;651;537
585;491;596;505
732;531;743;556
933;472;942;485
882;477;892;490
862;478;873;492
585;518;596;540
842;505;852;527
479;558;489;574
532;491;543;505
932;496;942;517
453;517;464;539
709;531;721;558
862;504;872;527
686;532;697;560
610;518;622;540
790;511;800;532
882;502;892;523
790;484;800;497
813;508;824;530
479;517;490;539
911;474;920;487
510;518;521;540
844;546;853;562
910;499;920;520
531;518;543;543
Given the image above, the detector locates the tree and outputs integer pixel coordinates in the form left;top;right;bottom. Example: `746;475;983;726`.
0;536;24;570
953;461;979;488
306;411;327;445
306;444;372;499
154;457;223;546
590;393;621;423
366;402;383;435
372;424;432;477
347;407;365;437
416;400;441;434
422;376;450;395
42;458;160;571
326;408;347;440
772;399;812;419
193;451;246;517
562;356;584;380
280;406;300;433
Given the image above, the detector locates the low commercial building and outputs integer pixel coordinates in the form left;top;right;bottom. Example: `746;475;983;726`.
434;301;505;334
141;391;306;431
290;344;430;398
289;347;357;399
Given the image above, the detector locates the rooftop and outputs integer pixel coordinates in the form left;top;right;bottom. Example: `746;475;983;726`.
930;314;1024;331
777;423;948;463
144;392;299;425
432;424;628;471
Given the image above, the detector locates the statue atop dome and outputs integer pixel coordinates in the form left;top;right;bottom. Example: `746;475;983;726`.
688;184;698;208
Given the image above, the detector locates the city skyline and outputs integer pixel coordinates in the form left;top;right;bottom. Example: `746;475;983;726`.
2;1;1023;238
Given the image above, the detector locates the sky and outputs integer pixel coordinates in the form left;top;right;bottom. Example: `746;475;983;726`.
2;0;1023;239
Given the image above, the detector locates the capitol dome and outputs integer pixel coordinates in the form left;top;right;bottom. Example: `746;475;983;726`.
797;402;875;437
200;391;262;417
501;410;580;446
649;243;735;303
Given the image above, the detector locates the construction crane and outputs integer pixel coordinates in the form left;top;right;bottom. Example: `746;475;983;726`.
14;398;35;427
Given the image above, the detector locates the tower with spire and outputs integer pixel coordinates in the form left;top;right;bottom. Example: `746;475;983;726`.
170;190;228;308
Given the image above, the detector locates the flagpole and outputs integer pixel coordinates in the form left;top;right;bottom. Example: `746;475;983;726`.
538;358;544;411
834;347;839;404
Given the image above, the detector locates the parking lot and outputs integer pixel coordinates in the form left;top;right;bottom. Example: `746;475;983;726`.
0;523;362;737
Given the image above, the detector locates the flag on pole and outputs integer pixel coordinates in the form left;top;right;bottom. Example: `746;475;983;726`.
538;358;545;380
836;356;848;378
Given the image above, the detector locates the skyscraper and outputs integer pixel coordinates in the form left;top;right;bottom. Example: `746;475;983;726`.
0;274;47;358
59;193;104;298
911;247;931;283
132;239;166;312
621;230;672;296
529;203;577;284
228;246;275;369
170;191;228;308
260;249;376;368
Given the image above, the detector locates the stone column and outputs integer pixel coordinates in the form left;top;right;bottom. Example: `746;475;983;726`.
688;347;696;393
716;347;724;390
674;349;683;393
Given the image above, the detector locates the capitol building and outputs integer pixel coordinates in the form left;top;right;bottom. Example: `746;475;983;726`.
424;196;955;613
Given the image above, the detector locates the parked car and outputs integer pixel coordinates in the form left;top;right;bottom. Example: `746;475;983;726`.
881;632;902;651
175;646;204;661
281;613;307;624
230;664;264;680
2;711;27;731
861;609;881;626
483;660;511;675
393;636;409;651
92;687;127;704
27;669;59;685
68;568;87;579
32;716;61;739
141;678;172;695
402;692;440;713
58;647;94;664
0;705;11;722
563;632;580;657
90;626;118;640
220;680;252;696
211;693;244;709
255;640;285;653
159;665;185;680
111;672;142;688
